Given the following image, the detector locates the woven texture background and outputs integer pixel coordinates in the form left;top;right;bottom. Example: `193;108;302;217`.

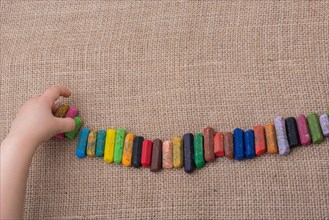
1;1;329;219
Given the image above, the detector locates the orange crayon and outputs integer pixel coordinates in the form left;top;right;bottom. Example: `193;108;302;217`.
264;123;278;154
122;133;135;167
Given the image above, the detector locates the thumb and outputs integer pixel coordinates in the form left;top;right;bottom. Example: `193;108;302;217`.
55;118;76;133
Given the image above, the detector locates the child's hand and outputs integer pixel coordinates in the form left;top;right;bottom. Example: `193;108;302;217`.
8;86;76;147
1;86;76;219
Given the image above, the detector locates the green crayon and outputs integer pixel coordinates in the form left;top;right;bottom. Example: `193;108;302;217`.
65;117;83;140
307;113;324;144
194;133;205;169
114;128;126;164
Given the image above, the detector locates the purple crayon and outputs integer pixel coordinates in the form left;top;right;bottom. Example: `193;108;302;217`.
274;116;290;155
319;114;329;137
55;106;79;139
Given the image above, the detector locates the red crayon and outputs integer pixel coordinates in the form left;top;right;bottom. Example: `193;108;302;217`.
214;132;224;157
254;126;266;156
141;140;153;167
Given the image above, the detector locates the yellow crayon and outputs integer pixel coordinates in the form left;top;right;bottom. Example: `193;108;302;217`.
172;136;183;168
122;133;135;167
54;103;69;118
104;129;116;163
86;130;98;157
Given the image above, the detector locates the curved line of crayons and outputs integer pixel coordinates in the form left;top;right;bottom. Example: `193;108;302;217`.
54;104;329;174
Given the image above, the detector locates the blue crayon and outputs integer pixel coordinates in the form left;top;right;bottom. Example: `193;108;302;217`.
76;128;90;158
244;129;256;159
132;136;144;168
95;130;106;157
183;133;195;174
233;128;245;160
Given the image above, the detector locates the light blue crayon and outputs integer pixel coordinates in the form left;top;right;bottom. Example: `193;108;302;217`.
76;128;90;158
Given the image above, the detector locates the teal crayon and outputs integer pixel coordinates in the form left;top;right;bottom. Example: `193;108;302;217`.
96;130;106;157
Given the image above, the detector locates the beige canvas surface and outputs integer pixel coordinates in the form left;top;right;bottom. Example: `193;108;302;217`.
1;1;329;219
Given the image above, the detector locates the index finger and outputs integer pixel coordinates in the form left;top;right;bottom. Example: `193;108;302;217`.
42;86;71;103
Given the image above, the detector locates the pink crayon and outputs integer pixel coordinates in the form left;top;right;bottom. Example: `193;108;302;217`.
55;106;78;139
296;114;311;145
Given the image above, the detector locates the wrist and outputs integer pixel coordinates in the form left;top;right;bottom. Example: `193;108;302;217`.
2;131;39;154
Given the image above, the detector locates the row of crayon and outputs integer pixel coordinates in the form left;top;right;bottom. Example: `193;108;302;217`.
74;109;329;173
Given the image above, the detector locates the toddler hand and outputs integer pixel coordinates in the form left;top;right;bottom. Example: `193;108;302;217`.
8;86;76;147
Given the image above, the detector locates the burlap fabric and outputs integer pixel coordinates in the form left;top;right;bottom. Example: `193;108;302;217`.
1;1;329;219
